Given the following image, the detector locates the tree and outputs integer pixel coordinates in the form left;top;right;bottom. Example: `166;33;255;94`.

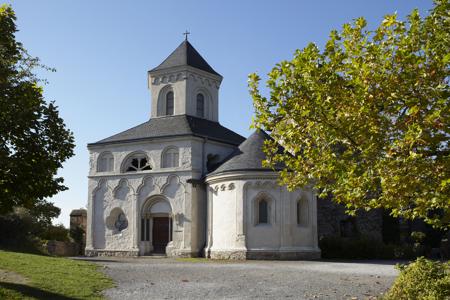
249;1;449;227
0;5;75;214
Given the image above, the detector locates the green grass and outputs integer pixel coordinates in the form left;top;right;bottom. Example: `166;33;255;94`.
0;250;114;299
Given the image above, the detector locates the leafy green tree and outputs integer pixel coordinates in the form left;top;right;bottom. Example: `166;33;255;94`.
0;5;74;214
249;1;449;227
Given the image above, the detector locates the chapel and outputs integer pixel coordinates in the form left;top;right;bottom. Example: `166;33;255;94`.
85;39;321;259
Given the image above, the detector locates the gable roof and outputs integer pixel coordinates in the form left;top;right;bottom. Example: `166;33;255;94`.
208;129;285;176
149;40;221;77
88;115;245;147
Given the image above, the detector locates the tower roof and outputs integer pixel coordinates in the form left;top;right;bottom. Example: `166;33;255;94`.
208;129;285;176
150;40;221;77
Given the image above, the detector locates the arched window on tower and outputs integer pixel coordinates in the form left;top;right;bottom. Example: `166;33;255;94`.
166;91;174;115
196;93;204;118
162;147;179;168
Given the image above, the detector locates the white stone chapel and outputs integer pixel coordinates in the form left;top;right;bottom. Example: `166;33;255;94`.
85;39;320;259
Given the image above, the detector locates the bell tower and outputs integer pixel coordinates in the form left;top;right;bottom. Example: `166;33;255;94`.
148;39;223;122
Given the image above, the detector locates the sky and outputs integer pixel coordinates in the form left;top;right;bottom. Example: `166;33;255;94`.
7;0;434;226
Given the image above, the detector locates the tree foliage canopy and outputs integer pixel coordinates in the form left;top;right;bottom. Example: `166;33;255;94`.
0;5;74;214
249;1;449;227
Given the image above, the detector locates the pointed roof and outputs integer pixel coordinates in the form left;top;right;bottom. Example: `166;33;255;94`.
88;115;244;147
208;129;285;176
150;40;221;77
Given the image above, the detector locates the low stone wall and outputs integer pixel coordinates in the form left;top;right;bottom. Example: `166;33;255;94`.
246;250;321;260
46;240;80;256
317;197;383;240
166;248;200;258
85;249;139;257
209;250;247;260
209;249;321;260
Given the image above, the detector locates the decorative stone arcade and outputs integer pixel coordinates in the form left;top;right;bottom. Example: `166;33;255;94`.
140;196;173;255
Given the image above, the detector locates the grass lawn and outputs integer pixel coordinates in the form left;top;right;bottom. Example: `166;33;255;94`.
0;250;113;299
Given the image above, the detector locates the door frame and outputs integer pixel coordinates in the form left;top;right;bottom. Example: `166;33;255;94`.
140;196;173;255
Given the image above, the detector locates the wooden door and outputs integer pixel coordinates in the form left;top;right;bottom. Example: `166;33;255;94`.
152;217;170;253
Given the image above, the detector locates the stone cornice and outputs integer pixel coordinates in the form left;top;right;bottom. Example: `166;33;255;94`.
88;169;201;179
148;65;222;87
205;171;279;185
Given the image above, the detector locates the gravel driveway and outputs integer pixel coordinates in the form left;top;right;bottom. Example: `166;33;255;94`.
83;257;399;300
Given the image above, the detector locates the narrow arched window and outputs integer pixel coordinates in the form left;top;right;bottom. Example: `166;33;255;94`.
162;147;179;168
124;153;152;172
98;152;114;172
196;93;204;117
166;91;174;115
258;199;268;224
297;198;309;226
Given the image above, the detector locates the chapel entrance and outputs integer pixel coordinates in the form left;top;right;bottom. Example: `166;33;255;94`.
152;217;172;253
141;196;173;255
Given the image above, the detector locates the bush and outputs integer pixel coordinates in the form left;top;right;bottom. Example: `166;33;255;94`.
0;208;69;253
384;258;450;300
319;235;419;259
0;211;44;253
41;224;70;242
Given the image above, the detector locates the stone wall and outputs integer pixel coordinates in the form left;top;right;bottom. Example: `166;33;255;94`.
70;209;87;231
70;209;87;254
317;197;383;240
46;240;79;256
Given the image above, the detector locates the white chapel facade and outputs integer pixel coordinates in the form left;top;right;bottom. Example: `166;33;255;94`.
85;40;320;259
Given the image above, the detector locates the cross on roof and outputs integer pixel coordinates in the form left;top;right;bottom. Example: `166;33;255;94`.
183;30;190;41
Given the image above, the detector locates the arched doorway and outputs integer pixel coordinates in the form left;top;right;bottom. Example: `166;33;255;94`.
141;196;172;254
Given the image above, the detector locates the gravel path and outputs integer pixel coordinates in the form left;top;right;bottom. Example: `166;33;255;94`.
82;257;399;300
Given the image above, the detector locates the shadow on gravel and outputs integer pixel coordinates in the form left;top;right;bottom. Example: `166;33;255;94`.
0;281;77;300
319;259;408;265
71;257;124;263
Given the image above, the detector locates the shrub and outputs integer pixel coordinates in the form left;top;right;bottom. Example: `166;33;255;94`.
0;208;69;253
384;257;450;300
319;235;419;259
320;235;387;259
0;211;44;253
70;225;85;244
41;224;70;242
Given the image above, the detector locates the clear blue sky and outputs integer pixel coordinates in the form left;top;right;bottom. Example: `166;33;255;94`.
7;0;433;226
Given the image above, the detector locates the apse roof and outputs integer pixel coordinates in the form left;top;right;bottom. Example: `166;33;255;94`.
208;129;285;176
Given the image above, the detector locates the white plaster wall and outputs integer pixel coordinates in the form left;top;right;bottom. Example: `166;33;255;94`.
244;182;282;249
90;178;136;251
185;71;219;121
283;189;318;249
87;135;229;256
190;139;237;174
88;170;192;253
148;67;221;121
190;183;206;254
244;181;317;251
209;183;239;251
88;138;193;177
206;174;319;254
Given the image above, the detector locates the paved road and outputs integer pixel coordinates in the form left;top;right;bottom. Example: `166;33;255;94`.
83;257;399;300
